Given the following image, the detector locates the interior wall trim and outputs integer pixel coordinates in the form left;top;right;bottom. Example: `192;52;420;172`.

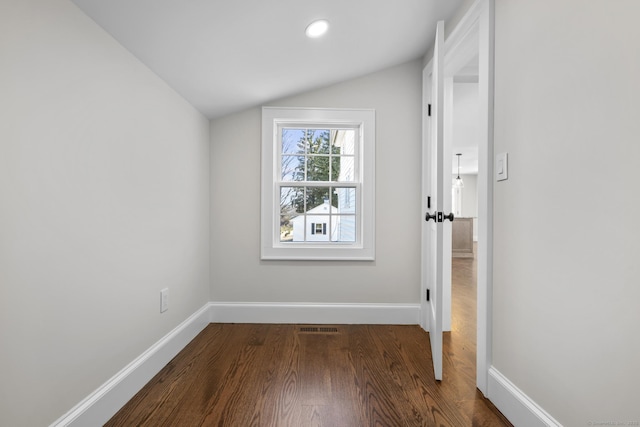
488;366;562;427
49;304;212;427
209;302;421;325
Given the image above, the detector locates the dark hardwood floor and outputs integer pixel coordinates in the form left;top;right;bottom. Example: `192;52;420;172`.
106;255;510;426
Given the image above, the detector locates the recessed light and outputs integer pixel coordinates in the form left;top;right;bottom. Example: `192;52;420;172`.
305;19;329;38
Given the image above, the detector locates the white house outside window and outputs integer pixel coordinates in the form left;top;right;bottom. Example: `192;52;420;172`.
261;107;375;260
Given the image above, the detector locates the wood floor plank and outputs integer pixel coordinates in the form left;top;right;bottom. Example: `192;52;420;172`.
105;323;233;426
245;324;292;426
198;324;282;426
388;325;470;426
348;325;408;426
363;325;439;426
323;327;368;426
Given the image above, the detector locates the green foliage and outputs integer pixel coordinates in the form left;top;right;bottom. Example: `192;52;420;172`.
291;129;340;213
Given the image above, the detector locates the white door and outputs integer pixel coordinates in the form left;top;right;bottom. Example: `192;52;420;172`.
421;20;447;381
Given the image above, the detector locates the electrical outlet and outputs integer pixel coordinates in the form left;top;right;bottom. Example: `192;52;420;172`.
160;288;169;313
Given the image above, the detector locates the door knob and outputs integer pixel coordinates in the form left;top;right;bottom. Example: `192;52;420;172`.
427;212;455;222
425;212;436;222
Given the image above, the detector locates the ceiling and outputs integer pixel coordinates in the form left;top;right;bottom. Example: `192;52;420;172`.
71;0;463;119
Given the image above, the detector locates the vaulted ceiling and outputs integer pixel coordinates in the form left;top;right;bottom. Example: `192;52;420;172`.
71;0;463;119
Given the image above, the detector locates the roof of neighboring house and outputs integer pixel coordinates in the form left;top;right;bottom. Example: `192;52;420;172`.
290;202;337;222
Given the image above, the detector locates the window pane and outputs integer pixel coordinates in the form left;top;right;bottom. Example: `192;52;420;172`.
282;129;305;154
306;155;330;181
281;186;305;214
334;156;355;182
331;215;356;242
280;215;293;242
306;129;330;154
334;187;356;213
330;156;355;182
305;187;331;212
330;156;340;182
332;129;355;155
281;155;303;181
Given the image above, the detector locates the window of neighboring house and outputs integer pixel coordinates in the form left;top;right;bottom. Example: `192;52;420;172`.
311;223;326;235
261;107;375;260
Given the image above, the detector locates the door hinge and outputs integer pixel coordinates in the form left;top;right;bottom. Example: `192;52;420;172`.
426;289;430;301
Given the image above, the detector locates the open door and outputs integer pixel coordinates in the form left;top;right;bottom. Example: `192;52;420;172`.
421;20;450;381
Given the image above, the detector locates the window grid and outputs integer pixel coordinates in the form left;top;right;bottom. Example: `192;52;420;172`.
277;125;359;245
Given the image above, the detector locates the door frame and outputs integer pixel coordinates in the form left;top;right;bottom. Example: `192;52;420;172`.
421;0;494;395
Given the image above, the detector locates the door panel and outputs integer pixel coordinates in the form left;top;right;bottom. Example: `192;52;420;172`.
421;20;445;381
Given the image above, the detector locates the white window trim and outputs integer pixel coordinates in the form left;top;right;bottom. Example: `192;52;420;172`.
261;107;375;261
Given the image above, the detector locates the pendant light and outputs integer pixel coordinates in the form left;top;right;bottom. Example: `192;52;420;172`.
454;153;464;189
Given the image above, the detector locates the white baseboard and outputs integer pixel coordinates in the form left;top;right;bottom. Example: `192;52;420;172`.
50;304;211;427
51;302;419;426
209;302;421;325
488;366;562;427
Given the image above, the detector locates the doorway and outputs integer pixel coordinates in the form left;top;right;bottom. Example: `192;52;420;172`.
448;69;481;395
421;0;494;395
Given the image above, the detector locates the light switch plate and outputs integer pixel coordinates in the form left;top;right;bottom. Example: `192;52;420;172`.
496;152;508;181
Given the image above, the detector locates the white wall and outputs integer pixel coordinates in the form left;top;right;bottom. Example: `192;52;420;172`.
452;174;478;219
452;82;480;171
493;1;640;425
0;1;210;425
452;173;478;241
210;60;422;304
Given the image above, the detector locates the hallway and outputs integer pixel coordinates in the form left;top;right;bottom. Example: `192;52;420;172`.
440;253;497;423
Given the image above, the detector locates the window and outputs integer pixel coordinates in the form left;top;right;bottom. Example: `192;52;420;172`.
261;107;375;260
311;223;326;235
